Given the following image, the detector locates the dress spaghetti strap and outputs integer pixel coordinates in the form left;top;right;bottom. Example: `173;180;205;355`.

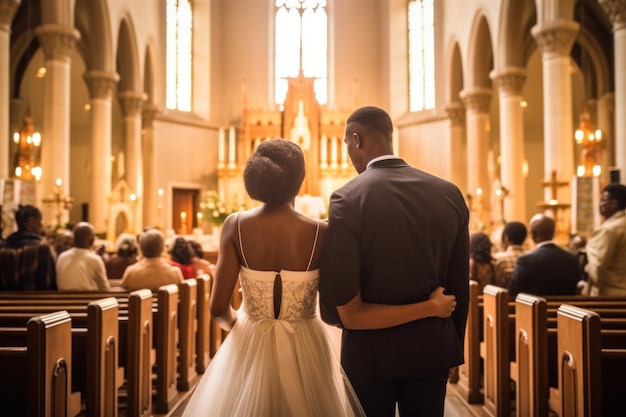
237;213;250;268
238;214;320;271
306;221;320;271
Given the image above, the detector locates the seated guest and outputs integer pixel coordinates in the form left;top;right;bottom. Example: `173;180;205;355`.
121;228;184;291
56;222;110;291
493;221;527;288
507;213;579;297
105;233;139;279
2;205;56;290
168;237;196;279
189;240;215;277
53;229;74;258
469;232;495;291
6;205;46;248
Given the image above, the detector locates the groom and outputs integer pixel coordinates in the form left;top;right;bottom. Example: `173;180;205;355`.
319;106;469;416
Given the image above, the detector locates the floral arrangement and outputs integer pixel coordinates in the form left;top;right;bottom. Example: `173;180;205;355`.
202;191;242;226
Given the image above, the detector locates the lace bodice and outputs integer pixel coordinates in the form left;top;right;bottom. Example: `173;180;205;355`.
239;267;319;320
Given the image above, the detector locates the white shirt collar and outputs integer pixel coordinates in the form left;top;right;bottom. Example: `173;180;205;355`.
366;154;398;170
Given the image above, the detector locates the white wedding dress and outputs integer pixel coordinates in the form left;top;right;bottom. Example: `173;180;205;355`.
181;222;365;417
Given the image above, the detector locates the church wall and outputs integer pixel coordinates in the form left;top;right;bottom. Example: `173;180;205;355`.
210;0;273;125
331;0;387;109
398;118;453;182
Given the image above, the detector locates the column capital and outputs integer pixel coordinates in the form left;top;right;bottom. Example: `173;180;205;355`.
84;70;119;100
460;87;492;113
599;0;626;31
531;20;579;56
0;0;21;29
119;90;147;118
142;104;160;129
490;67;527;96
445;102;466;127
35;24;80;62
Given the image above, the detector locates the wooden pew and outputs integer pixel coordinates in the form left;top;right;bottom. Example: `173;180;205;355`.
155;284;179;414
483;288;626;417
177;279;198;391
0;298;123;417
195;274;211;373
481;285;626;416
126;289;153;417
0;285;199;416
455;280;483;404
553;304;626;417
481;285;513;417
0;310;81;417
0;290;154;417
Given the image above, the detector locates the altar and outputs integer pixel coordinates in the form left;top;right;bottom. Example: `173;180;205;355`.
217;71;355;209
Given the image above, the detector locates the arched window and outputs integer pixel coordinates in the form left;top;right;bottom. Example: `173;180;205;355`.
275;0;328;105
166;0;193;111
408;0;435;112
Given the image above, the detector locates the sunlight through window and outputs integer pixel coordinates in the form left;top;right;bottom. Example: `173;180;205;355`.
409;0;435;112
166;0;193;112
275;0;327;105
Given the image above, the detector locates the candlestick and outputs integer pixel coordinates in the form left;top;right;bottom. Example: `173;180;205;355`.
320;135;328;169
197;212;203;227
228;125;236;167
180;211;187;234
218;127;225;167
331;136;338;169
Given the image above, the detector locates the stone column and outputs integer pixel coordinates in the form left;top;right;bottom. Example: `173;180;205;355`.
460;87;492;229
444;101;466;192
531;20;579;201
119;90;146;230
35;24;80;226
596;92;615;183
491;67;527;223
599;0;626;181
9;98;23;176
142;104;158;229
0;0;21;178
84;70;119;234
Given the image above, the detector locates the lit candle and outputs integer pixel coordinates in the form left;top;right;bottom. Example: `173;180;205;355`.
56;178;62;187
197;212;203;226
340;137;348;168
331;136;338;168
218;127;225;166
157;188;164;209
320;135;328;168
180;211;187;221
228;126;236;165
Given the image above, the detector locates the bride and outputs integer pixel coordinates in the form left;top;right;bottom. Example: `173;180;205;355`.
181;139;456;417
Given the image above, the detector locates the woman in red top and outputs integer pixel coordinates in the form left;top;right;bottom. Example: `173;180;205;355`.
168;237;196;279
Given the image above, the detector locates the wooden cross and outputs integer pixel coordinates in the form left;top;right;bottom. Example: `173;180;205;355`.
541;170;569;201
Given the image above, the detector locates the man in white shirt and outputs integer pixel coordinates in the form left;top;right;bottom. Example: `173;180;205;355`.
584;183;626;296
56;222;110;291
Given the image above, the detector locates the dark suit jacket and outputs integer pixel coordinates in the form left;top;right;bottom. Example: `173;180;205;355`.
319;158;469;381
507;243;579;296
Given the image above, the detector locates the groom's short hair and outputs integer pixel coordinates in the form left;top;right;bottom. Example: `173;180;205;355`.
244;139;305;206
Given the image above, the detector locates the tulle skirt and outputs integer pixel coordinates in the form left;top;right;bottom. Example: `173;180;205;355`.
181;312;365;417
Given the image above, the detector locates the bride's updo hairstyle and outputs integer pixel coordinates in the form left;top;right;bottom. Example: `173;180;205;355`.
244;139;305;205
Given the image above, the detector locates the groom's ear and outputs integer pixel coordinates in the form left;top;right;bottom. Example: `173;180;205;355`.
353;132;362;149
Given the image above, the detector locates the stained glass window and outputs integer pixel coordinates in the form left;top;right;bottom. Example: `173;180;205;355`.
166;0;193;111
409;0;435;111
275;0;328;105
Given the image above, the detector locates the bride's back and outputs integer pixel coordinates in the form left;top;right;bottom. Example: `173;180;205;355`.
237;207;327;272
